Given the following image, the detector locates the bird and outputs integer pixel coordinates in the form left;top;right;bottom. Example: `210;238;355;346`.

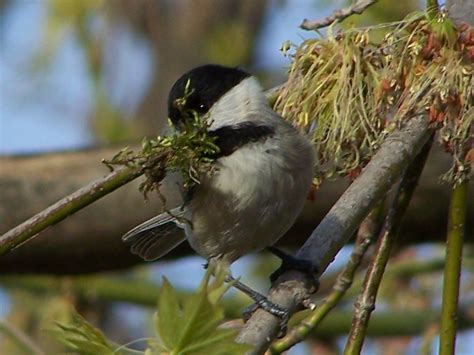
123;64;315;322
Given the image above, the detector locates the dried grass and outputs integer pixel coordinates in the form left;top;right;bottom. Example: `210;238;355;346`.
275;11;473;185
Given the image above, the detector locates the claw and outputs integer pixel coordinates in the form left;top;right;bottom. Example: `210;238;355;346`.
242;300;289;338
206;258;293;337
242;303;258;322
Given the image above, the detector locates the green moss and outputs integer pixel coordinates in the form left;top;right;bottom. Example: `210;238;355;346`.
103;81;219;201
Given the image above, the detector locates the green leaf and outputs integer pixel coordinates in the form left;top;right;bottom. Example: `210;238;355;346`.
155;277;183;349
52;313;117;355
177;283;224;349
180;327;251;355
153;272;252;354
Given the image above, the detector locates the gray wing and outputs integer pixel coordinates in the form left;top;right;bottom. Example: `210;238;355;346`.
122;207;186;261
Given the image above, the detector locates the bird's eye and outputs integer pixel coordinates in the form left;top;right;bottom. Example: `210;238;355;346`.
198;103;207;111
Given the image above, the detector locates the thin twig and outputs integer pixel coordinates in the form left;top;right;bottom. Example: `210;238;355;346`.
340;256;449;301
421;323;440;355
300;0;378;31
0;319;45;355
237;115;433;353
439;180;469;355
270;203;384;353
344;137;433;354
0;166;144;255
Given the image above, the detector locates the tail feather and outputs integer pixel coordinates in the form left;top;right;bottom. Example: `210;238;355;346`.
123;207;186;261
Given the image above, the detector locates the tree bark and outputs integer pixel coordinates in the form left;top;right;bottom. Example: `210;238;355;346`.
0;147;167;273
447;0;474;26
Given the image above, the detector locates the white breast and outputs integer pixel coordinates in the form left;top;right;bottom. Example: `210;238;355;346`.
184;121;314;264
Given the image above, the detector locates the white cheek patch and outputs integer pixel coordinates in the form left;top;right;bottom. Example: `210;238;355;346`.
208;77;269;129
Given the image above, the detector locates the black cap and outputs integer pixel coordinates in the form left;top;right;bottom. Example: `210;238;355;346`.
167;64;251;127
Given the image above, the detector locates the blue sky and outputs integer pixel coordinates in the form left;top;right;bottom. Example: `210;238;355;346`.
0;0;328;154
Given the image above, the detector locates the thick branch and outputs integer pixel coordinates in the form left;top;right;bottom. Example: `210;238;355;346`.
446;0;474;26
237;115;433;352
0;147;185;273
300;0;378;30
271;204;384;353
297;116;432;269
0;144;460;274
0;166;143;255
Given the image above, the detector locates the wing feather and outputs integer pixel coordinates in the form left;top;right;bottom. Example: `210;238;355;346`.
123;207;186;261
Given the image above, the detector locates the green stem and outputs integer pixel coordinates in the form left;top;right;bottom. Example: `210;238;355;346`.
0;166;144;255
270;203;384;354
439;180;469;355
344;138;433;354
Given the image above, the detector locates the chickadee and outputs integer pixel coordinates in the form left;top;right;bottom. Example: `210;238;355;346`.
123;64;315;320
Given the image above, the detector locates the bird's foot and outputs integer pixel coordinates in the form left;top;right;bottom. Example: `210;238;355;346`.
267;246;320;293
225;274;289;337
242;300;289;338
